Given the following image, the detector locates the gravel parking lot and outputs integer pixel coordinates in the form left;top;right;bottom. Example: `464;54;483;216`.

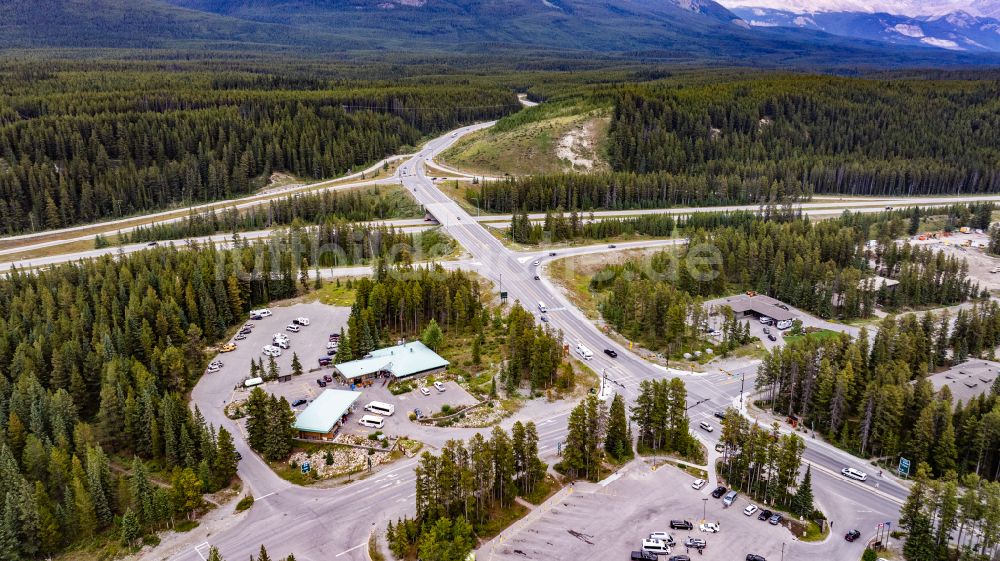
482;462;793;561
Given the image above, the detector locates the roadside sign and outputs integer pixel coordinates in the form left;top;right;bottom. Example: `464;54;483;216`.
898;457;911;475
302;461;311;474
500;291;508;301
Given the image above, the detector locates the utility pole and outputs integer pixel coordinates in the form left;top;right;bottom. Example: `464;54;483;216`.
781;542;785;561
739;370;746;411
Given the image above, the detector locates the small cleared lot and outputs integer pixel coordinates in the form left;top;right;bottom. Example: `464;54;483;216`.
338;380;478;437
480;463;800;561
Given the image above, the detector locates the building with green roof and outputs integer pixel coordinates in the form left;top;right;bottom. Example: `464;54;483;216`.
292;389;361;440
334;341;449;382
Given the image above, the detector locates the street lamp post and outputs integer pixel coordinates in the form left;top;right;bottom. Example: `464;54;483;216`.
702;498;708;521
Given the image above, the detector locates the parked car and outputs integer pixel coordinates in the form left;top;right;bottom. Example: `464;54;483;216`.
744;504;758;516
286;324;301;333
649;532;675;545
294;317;310;326
691;479;707;490
667;556;690;561
327;348;337;356
845;530;861;542
323;374;333;382
239;327;253;335
768;513;783;525
413;408;424;419
711;486;727;498
699;522;720;533
206;363;222;373
235;451;242;460
534;275;540;280
777;304;790;311
316;379;327;387
759;316;773;325
250;314;263;320
699;421;714;433
220;343;237;352
683;537;706;549
746;555;766;561
235;333;247;341
420;387;431;396
713;411;726;420
757;509;772;521
630;551;657;561
767;334;777;342
434;381;445;392
291;399;307;407
641;539;670;556
669;520;693;530
604;348;618;358
259;309;272;317
762;326;770;334
318;357;332;366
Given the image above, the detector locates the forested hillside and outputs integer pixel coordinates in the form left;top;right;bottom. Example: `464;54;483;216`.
0;67;518;234
606;76;1000;196
475;75;1000;213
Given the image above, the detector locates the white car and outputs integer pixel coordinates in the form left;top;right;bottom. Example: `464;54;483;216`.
699;421;714;433
274;339;290;350
327;341;339;350
420;387;431;396
206;362;222;373
699;522;720;533
286;324;301;333
259;309;272;317
273;333;289;343
532;260;540;266
434;381;445;392
294;317;310;326
744;504;758;516
691;479;707;490
648;532;675;545
262;345;282;357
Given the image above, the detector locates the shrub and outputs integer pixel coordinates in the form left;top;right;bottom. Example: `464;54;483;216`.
235;495;254;512
441;404;452;414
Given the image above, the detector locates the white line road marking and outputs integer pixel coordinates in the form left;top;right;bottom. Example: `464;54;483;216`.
334;542;367;557
256;492;276;501
194;542;211;561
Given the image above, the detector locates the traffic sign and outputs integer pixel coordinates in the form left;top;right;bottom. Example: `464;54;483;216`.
898;457;911;475
500;291;508;301
302;461;311;474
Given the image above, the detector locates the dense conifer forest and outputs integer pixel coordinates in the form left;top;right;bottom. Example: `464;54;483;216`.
0;66;518;233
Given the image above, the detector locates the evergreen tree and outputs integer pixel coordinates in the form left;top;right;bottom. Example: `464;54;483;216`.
421;319;444;351
604;394;632;461
792;465;814;517
214;427;239;487
291;353;303;377
121;508;140;547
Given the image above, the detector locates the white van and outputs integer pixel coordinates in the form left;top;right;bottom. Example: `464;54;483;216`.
841;467;868;481
294;317;310;326
723;490;738;506
286;324;300;333
273;333;289;343
274;339;290;350
641;539;670;555
365;401;396;416
538;301;547;313
776;319;793;330
575;343;594;360
244;377;263;388
359;415;385;429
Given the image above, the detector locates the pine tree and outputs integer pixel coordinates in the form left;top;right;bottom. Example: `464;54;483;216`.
121;508;140;547
214;426;239;487
604;394;632;461
792;465;814;517
421;319;444;351
291;353;303;377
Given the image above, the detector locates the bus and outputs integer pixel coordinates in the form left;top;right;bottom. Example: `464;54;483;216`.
576;343;594;360
365;401;396;416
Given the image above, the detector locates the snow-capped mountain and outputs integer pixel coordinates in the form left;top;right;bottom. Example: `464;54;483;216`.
718;0;1000;18
729;4;1000;51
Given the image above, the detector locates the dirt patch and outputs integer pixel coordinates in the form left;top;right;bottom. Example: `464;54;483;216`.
556;118;607;172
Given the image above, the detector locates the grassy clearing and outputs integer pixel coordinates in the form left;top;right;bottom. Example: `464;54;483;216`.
440;102;610;176
474;502;530;541
314;281;359;307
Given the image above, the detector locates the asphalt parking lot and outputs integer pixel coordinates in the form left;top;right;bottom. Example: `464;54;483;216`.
338;380;478;437
212;302;349;397
481;462;791;561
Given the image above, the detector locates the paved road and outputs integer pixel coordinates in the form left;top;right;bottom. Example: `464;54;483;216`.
156;121;912;561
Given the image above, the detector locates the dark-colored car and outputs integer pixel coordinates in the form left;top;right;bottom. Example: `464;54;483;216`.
327;348;337;355
239;327;252;335
316;379;327;387
713;411;726;420
318;357;332;366
540;315;549;322
250;314;263;320
630;552;657;561
604;348;618;358
669;520;693;530
777;304;790;311
549;252;557;256
757;509;772;521
323;374;333;382
845;530;861;542
668;556;691;561
291;399;307;407
235;334;247;340
235;451;242;461
767;334;777;342
711;485;727;498
329;333;341;341
768;513;783;525
414;408;423;419
746;555;766;561
534;275;540;280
